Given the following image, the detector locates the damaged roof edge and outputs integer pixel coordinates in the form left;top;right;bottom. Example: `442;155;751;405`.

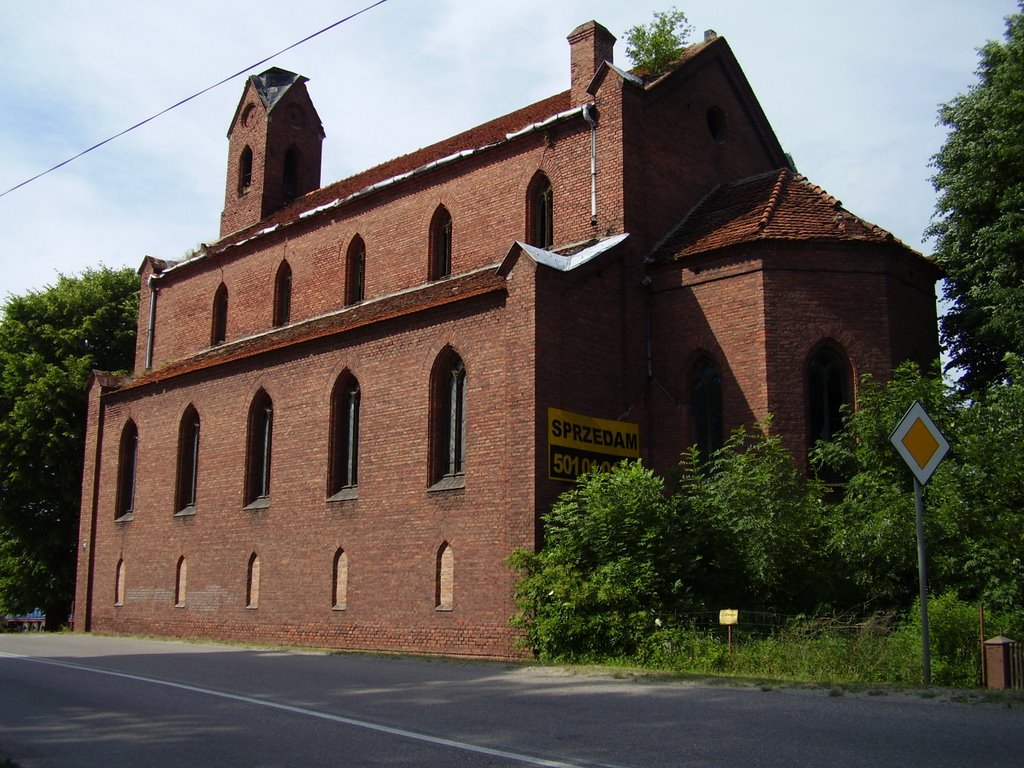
500;233;630;275
154;105;591;282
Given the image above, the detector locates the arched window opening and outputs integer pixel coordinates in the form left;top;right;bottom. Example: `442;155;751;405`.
431;352;467;486
283;146;300;202
690;356;723;463
329;375;360;498
175;406;200;513
246;553;261;608
706;106;728;144
238;146;253;194
527;173;554;248
273;261;292;326
245;390;273;506
332;549;349;610
808;345;851;446
175;556;188;607
429;206;452;280
211;283;228;345
436;542;454;611
115;420;139;520
115;559;126;606
346;236;366;305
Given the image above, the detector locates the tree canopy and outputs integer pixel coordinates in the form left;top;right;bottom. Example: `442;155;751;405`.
928;4;1024;391
511;362;1024;661
0;267;138;625
624;7;693;77
509;425;825;662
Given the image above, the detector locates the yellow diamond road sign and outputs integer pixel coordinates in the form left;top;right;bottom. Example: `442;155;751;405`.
890;401;949;485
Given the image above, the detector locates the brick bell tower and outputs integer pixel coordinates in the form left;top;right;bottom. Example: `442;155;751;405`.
220;67;325;238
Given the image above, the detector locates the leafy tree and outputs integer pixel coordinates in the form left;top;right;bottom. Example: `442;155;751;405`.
0;268;138;626
813;359;1024;613
508;461;694;661
928;355;1024;611
927;5;1024;391
812;364;954;609
624;7;694;77
675;423;827;614
509;426;825;660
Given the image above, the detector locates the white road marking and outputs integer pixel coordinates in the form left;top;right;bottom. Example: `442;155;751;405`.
0;651;627;768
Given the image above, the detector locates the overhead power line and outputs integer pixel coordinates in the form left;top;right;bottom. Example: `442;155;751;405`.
0;0;390;201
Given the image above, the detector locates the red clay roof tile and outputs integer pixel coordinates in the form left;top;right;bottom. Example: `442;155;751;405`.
212;91;573;251
652;169;922;262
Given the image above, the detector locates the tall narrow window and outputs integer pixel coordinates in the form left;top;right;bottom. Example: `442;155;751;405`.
429;206;452;280
345;236;366;305
115;559;126;606
808;345;851;447
175;556;188;607
436;542;454;610
238;146;253;194
328;374;360;498
283;146;300;202
445;359;467;477
527;172;553;248
431;351;467;485
691;356;723;463
332;548;348;610
273;261;292;326
211;283;228;345
245;390;273;506
175;406;200;513
115;420;139;520
246;553;261;608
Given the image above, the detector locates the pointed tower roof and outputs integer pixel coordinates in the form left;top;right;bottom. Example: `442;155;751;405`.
250;67;307;111
227;67;316;137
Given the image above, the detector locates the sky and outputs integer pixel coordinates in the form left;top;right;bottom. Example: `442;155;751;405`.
0;0;1019;302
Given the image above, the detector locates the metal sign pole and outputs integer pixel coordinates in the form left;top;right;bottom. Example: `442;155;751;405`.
890;401;947;688
914;477;931;686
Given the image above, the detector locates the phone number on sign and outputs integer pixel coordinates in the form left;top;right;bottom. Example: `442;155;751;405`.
549;447;623;481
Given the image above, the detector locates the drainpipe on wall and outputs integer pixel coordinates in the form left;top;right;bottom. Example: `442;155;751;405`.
144;275;158;370
582;103;598;224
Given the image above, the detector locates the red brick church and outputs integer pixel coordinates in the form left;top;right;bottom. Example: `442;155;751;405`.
75;21;939;656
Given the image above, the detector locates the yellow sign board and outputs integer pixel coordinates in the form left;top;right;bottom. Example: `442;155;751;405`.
903;419;941;470
548;408;640;481
719;609;739;626
889;401;949;485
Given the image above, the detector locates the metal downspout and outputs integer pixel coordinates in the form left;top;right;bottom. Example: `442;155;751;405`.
582;104;598;223
144;276;158;369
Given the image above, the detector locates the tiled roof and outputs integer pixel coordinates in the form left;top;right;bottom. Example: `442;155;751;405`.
120;267;507;392
651;169;918;262
212;91;573;251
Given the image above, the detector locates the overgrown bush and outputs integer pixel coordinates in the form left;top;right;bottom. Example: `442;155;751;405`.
896;592;1024;687
624;7;694;77
508;461;694;661
510;362;1024;680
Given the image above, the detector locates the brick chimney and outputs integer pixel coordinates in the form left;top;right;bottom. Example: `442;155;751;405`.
567;21;615;106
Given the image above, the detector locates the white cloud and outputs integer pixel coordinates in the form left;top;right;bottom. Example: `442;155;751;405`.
0;0;1018;302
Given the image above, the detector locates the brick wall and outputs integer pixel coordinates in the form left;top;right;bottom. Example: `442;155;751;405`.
646;241;939;474
83;282;540;657
79;23;941;658
147;117;600;371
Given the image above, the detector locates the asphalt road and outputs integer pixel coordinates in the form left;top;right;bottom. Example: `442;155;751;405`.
1;634;1021;767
